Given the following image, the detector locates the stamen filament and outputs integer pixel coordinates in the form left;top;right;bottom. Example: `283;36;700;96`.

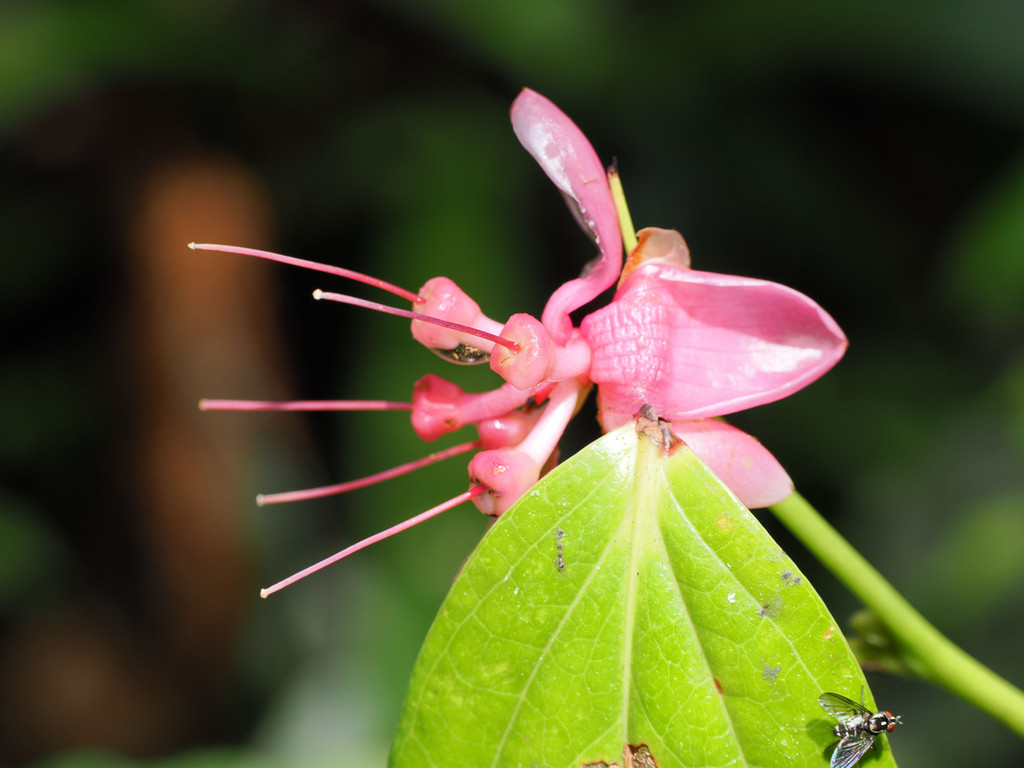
256;440;481;505
312;289;520;352
199;399;411;412
260;485;486;598
188;242;421;303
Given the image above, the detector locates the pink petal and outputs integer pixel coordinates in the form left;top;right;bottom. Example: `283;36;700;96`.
581;260;847;425
510;88;622;345
673;419;794;509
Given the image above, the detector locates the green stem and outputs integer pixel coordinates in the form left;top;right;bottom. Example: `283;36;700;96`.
607;166;638;254
771;492;1024;738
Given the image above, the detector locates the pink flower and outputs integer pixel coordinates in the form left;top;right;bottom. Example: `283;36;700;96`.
579;226;847;507
195;87;846;594
513;89;846;509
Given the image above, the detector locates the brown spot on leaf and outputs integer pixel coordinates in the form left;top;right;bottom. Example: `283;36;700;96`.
636;405;681;452
714;677;723;694
583;743;661;768
625;743;659;768
758;595;783;619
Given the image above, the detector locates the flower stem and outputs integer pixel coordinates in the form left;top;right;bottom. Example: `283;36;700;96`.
771;491;1024;738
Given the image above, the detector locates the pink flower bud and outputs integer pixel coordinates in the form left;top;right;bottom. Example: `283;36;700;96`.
468;448;541;517
412;277;503;362
476;411;541;449
489;313;556;390
411;374;466;441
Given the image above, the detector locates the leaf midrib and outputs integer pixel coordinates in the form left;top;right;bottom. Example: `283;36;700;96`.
619;439;645;751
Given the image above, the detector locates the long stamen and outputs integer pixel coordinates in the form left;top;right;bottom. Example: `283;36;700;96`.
256;440;481;505
260;485;486;598
312;289;520;352
199;399;411;412
188;242;421;304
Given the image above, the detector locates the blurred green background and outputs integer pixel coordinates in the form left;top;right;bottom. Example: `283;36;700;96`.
2;0;1023;766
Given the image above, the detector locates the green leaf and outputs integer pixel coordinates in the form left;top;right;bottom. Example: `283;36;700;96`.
390;422;900;768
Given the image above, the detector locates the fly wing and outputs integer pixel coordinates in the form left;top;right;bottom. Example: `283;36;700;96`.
829;734;876;768
819;692;871;720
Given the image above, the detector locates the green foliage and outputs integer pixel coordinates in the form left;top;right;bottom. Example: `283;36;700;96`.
0;494;64;612
391;425;895;768
944;152;1024;340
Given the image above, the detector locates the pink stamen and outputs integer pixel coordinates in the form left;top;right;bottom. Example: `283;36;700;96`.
188;242;421;304
256;440;481;505
312;289;520;352
259;485;486;598
199;399;412;412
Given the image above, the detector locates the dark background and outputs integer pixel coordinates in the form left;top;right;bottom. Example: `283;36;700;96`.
2;1;1023;766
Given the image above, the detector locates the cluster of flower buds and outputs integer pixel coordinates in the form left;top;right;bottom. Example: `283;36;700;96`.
196;89;846;596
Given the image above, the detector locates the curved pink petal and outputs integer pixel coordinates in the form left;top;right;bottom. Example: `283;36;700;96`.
673;419;793;509
581;259;847;426
510;88;622;345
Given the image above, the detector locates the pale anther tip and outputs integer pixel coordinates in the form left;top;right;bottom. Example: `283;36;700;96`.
312;288;325;300
259;588;269;599
255;494;266;507
187;242;196;249
198;399;208;411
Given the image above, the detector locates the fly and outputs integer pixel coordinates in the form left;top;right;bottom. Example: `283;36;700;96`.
818;691;903;768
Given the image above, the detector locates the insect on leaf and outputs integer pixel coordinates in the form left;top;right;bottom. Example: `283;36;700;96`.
389;416;901;768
